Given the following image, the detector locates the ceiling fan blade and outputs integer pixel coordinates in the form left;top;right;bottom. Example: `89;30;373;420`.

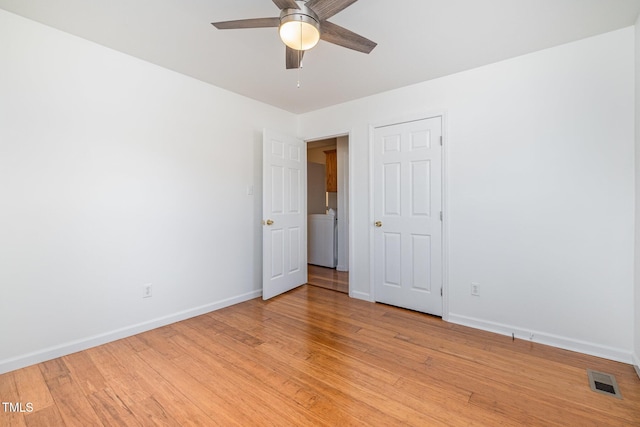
286;46;305;69
320;21;376;54
306;0;358;21
273;0;300;9
211;17;279;30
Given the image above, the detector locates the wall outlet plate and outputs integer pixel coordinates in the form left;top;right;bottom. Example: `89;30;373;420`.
143;284;152;298
471;282;480;296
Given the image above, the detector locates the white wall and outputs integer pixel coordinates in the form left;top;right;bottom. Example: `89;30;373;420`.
299;28;636;362
1;9;636;373
634;14;640;375
0;10;296;373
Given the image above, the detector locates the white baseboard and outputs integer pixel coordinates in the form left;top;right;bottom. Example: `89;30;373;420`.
0;289;262;375
633;353;640;380
447;313;632;364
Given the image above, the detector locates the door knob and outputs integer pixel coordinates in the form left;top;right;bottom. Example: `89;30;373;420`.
265;219;274;226
375;221;382;227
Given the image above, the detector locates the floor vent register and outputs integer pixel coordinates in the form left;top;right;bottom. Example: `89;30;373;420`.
587;369;622;399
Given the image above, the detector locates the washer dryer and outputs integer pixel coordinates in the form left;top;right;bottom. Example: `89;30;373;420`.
308;213;337;268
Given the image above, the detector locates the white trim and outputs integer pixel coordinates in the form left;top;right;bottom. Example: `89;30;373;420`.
368;112;448;316
0;289;261;375
633;353;640;379
304;130;349;143
368;124;376;302
369;111;446;130
440;111;450;321
346;130;356;298
448;313;633;364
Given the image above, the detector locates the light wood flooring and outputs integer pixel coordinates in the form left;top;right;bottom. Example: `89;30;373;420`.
1;285;639;426
307;264;348;294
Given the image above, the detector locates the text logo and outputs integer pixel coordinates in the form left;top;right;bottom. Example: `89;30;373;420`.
2;402;34;413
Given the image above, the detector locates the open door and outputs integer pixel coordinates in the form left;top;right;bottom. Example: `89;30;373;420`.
262;129;307;300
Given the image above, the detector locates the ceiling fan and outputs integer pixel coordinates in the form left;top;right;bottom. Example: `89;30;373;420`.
211;0;377;69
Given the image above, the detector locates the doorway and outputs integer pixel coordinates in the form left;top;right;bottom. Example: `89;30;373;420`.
306;136;349;294
307;264;349;293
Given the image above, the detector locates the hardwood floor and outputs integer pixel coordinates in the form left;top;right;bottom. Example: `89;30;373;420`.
307;264;348;293
1;285;639;426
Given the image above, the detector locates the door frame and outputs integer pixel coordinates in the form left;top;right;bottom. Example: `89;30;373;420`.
304;131;353;296
368;112;449;320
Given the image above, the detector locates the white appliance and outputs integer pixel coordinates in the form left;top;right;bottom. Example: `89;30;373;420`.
308;213;337;268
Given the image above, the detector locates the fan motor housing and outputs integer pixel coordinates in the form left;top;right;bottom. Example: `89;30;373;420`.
279;4;320;26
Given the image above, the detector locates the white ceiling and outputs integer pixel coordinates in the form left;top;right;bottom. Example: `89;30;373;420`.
2;0;640;113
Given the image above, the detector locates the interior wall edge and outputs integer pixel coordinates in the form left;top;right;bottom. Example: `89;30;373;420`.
633;353;640;379
448;313;633;365
633;10;640;383
0;289;261;375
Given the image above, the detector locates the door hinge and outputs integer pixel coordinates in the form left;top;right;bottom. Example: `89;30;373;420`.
440;136;443;146
440;211;443;221
440;287;443;296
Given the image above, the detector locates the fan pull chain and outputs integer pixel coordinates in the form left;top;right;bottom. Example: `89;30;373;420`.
297;21;302;88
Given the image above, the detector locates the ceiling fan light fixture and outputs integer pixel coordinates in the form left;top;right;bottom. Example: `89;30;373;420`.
211;0;377;70
279;8;320;51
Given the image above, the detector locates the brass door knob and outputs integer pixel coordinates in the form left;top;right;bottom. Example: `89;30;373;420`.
266;219;274;226
375;221;382;227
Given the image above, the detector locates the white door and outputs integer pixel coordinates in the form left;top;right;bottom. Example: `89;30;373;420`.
373;117;443;315
263;129;307;300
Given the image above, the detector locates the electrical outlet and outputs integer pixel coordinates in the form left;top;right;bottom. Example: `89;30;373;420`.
471;282;480;296
143;284;153;298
